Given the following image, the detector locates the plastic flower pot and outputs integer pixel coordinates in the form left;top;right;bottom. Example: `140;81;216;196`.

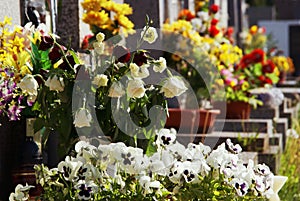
165;108;220;134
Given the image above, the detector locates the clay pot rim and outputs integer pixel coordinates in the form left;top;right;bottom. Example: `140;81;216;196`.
167;108;221;114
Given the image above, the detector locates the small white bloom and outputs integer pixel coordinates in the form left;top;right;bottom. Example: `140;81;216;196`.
19;74;38;96
9;183;34;201
226;139;242;154
141;26;158;44
73;108;92;128
96;32;105;42
197;11;209;21
230;178;249;196
155;128;177;148
286;128;299;139
129;63;150;79
127;79;146;98
160;76;187;98
92;74;108;87
45;75;65;92
93;41;105;55
153;57;167;73
108;82;125;98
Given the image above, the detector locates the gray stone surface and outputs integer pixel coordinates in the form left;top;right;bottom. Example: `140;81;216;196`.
0;0;21;25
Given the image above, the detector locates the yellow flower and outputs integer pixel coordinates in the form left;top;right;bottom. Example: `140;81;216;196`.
103;1;133;15
82;10;110;27
81;0;106;12
250;25;258;34
241;81;250;91
114;15;135;35
216;79;224;86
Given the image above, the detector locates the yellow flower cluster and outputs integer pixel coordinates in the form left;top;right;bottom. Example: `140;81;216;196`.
194;0;209;12
271;56;292;73
163;20;203;46
209;43;243;68
81;0;135;36
0;17;31;79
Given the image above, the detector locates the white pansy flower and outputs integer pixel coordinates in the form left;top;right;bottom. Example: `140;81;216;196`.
45;75;65;92
155;128;177;148
73;108;92;128
141;26;158;44
230;178;249;196
226;138;242;154
96;32;105;42
92;74;108;87
139;175;161;195
75;180;97;200
129;63;149;79
9;184;34;201
127;79;146;98
153;57;167;73
108;82;125;98
57;156;83;181
160;76;187;98
18;74;38;96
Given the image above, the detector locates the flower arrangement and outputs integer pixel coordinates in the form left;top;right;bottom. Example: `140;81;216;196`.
239;25;267;53
213;48;280;107
10;128;286;200
0;17;39;121
81;0;135;42
72;19;187;153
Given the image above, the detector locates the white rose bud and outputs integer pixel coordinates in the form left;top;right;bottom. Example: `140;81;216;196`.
93;41;104;55
96;32;105;42
141;26;158;44
127;79;146;98
73;108;92;128
153;57;167;73
19;74;38;96
129;63;149;79
92;74;108;87
161;76;187;98
108;82;125;98
45;75;65;92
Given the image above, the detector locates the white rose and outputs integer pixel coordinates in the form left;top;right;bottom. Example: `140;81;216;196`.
92;74;108;87
73;108;92;128
45;75;65;92
141;26;158;44
161;76;187;98
153;57;167;73
127;79;146;98
129;63;149;79
108;82;125;98
96;32;105;42
19;74;38;96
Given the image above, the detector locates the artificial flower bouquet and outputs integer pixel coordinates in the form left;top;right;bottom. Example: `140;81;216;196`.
239;25;267;53
212;48;280;108
81;0;135;44
72;20;188;154
0;17;40;121
10;128;287;200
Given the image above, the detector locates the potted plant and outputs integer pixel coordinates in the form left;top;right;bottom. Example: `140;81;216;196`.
10;128;287;201
212;48;280;119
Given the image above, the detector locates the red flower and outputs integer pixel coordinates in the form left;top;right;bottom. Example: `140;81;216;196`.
238;49;265;68
210;18;219;26
133;51;148;66
113;45;131;63
178;9;195;21
39;35;54;51
209;4;219;14
262;60;275;74
81;34;93;50
209;25;220;37
250;49;265;63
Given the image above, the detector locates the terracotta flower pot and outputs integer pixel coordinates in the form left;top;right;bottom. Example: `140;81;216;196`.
213;101;251;119
165;108;220;133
